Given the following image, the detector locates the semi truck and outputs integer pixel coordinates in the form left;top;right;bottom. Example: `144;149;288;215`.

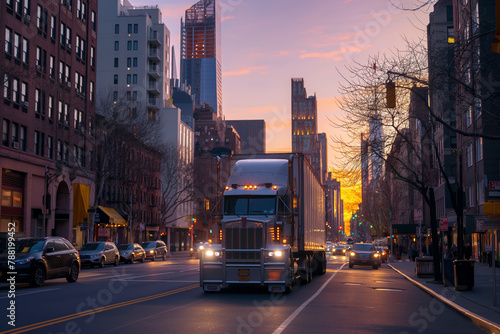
200;153;327;293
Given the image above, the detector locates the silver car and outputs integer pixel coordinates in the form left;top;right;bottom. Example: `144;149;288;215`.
79;242;120;267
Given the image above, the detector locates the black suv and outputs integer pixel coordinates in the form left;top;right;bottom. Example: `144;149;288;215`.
141;240;167;261
0;237;81;287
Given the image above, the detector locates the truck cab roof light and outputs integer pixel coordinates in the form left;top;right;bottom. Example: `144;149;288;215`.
253;185;258;190
272;185;278;190
225;186;230;191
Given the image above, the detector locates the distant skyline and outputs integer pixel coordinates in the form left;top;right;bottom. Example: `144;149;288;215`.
133;0;431;164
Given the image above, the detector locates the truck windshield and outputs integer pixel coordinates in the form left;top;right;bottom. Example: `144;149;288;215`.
224;196;276;215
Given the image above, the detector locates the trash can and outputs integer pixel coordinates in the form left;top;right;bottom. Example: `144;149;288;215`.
415;257;434;278
453;260;474;291
442;258;454;287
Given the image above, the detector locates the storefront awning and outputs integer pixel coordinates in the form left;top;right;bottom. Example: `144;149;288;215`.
73;184;90;228
97;206;128;227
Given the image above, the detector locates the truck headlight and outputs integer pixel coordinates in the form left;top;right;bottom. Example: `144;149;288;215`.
268;251;283;257
205;250;221;257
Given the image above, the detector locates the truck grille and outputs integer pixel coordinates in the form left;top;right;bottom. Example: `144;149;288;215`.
226;251;261;262
225;227;263;250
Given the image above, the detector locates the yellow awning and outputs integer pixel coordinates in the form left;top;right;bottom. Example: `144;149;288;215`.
98;206;127;226
73;184;90;228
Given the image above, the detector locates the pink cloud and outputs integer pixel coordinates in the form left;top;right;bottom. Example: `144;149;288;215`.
222;16;235;22
222;65;268;77
300;45;372;59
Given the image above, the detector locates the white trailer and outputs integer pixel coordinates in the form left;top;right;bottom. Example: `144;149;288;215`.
200;153;327;293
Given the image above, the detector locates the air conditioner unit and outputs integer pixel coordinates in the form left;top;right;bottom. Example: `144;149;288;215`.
64;120;69;127
11;142;19;149
25;14;30;21
21;101;29;107
66;81;71;87
67;43;71;48
36;65;42;71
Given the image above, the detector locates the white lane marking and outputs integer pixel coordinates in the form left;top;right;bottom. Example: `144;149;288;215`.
0;288;60;299
272;263;346;334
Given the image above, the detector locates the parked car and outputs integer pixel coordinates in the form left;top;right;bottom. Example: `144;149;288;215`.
141;240;167;261
349;243;381;269
0;237;80;287
190;242;207;258
118;244;146;263
376;246;388;263
79;242;120;267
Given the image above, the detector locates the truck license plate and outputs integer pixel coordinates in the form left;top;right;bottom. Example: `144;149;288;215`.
239;269;250;281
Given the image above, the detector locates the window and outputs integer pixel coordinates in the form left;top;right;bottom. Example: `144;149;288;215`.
1;190;23;208
60;22;66;45
128;24;132;34
90;46;95;67
113;91;118;101
20;126;26;151
34;131;40;155
114;41;119;51
466;106;472;127
475;137;483;162
114;58;119;67
47;136;53;159
132;74;137;84
466;143;473;167
47;95;53;119
133;41;138;50
36;47;42;68
37;5;43;30
35;89;40;114
66;26;72;46
14;33;21;59
21;82;27;103
127;41;132;50
89;81;94;101
58;100;63;122
12;79;19;103
64;103;69;126
473;98;481;120
5;27;12;54
114;75;118;84
77;0;86;21
2;120;10;146
134;24;138;34
65;64;71;84
22;38;28;63
11;122;18;145
115;24;119;34
63;141;69;163
91;11;96;31
57;140;62;161
3;74;10;100
127;74;131;84
49;55;55;78
50;15;56;40
127;57;131;67
133;57;137;67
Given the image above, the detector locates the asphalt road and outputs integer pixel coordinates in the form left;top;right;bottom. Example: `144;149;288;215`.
0;255;488;334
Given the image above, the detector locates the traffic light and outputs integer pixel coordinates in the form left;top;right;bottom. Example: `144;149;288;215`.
370;225;373;229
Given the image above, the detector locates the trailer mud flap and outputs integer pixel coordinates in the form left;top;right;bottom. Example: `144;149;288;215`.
268;285;285;293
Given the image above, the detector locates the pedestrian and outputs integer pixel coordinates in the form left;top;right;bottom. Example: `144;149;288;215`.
449;244;457;259
464;243;472;260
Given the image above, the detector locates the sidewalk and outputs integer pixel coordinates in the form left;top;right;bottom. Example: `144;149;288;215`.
389;259;500;333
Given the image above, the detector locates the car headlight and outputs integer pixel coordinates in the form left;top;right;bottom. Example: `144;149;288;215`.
205;250;221;257
342;249;346;253
190;248;193;252
90;253;100;259
14;256;34;265
350;252;356;257
199;245;204;250
373;253;380;258
149;250;154;254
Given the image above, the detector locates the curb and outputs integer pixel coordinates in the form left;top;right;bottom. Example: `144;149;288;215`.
389;264;500;334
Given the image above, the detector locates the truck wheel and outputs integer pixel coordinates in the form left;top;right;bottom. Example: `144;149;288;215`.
299;257;308;285
307;256;313;283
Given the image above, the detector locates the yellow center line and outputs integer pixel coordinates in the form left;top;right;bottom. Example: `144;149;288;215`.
1;284;199;334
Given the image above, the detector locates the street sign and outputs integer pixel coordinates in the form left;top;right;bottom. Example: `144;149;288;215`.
416;227;421;236
414;209;423;221
440;217;448;231
392;224;418;234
